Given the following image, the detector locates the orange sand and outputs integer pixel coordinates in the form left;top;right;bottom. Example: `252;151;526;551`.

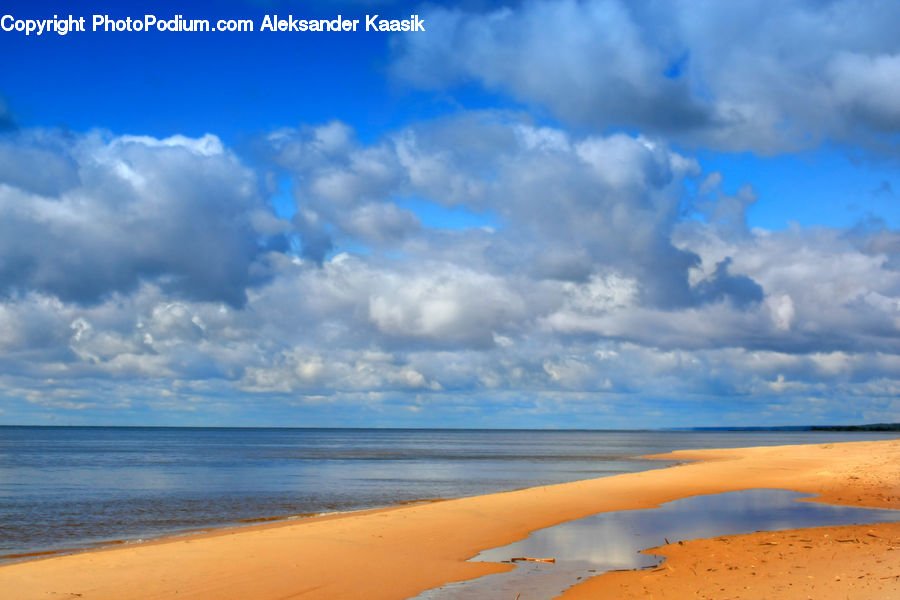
559;442;900;600
561;522;900;600
1;439;897;600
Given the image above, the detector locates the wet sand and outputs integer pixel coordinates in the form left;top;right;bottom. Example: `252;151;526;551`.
561;522;900;600
2;439;897;600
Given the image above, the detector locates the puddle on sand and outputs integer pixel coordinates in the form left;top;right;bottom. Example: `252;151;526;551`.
411;489;899;600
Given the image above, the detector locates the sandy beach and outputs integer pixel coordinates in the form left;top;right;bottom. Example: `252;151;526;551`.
2;439;897;600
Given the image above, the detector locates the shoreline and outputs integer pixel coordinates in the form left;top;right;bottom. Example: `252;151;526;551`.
2;439;897;599
0;498;460;567
0;501;444;566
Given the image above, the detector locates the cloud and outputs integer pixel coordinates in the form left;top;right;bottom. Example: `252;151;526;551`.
366;262;525;347
694;258;764;309
829;52;900;131
391;0;900;154
0;129;288;307
393;1;708;130
341;202;422;245
0;116;898;426
267;114;746;309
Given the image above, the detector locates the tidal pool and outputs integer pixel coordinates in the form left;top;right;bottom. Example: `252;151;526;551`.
411;489;899;600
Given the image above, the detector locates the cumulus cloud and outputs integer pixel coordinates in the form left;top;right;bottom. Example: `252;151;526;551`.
1;116;898;426
0;129;287;307
266;115;775;311
390;0;900;153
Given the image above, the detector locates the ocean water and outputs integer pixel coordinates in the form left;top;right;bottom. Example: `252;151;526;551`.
0;426;896;559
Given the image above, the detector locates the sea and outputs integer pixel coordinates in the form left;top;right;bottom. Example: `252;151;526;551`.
0;426;896;560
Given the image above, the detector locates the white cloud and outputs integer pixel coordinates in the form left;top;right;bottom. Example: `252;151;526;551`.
391;0;900;154
0;116;898;425
0;129;288;306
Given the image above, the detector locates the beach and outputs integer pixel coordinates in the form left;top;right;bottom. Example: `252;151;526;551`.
5;2;900;596
2;438;897;600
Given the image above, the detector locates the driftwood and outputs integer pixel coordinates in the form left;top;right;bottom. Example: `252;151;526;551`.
510;556;556;563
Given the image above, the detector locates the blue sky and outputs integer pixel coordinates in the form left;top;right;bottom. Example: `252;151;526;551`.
0;0;898;428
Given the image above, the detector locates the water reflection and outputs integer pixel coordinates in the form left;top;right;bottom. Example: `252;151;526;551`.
412;489;900;600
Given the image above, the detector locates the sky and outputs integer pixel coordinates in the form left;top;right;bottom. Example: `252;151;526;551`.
0;0;898;428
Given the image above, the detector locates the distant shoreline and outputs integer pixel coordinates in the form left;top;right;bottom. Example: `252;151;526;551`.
1;422;897;431
679;422;900;432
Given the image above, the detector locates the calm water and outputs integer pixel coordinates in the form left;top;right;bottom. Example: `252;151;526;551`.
415;489;900;600
0;426;896;559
